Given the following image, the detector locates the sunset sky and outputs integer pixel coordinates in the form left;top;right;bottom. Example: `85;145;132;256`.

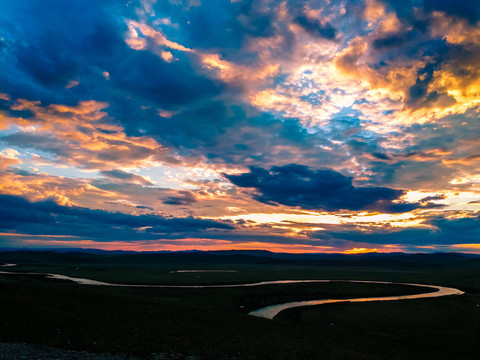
0;0;479;254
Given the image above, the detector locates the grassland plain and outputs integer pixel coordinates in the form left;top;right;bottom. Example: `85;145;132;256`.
0;251;479;359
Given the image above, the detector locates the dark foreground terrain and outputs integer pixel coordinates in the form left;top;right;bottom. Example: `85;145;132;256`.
0;250;479;360
0;342;142;360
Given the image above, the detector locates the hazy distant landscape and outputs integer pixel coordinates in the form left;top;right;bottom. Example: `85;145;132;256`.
1;250;478;359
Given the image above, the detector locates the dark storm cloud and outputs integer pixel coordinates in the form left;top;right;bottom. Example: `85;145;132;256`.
151;0;276;50
372;152;390;160
404;43;458;109
420;195;446;202
384;0;480;23
0;0;126;105
112;50;221;109
136;205;154;210
0;0;287;166
372;35;405;49
293;15;337;40
0;195;233;241
0;0;222;127
100;170;154;185
126;101;236;148
0;133;72;158
225;164;422;213
163;191;198;206
423;0;480;23
0;98;35;119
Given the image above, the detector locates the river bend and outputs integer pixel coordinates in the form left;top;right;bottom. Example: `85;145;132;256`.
0;270;464;320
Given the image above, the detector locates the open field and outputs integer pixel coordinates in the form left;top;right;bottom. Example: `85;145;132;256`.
0;251;479;359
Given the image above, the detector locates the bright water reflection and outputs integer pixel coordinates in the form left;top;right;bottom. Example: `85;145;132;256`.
248;281;465;319
0;271;464;320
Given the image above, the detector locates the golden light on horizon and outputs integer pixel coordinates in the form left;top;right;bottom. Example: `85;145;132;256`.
343;247;379;254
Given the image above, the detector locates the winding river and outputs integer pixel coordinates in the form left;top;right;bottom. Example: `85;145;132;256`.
248;281;464;319
0;269;464;320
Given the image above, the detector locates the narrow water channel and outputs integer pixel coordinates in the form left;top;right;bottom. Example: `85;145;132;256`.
0;270;464;320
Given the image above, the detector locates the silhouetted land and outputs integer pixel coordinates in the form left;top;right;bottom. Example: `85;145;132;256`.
0;250;479;359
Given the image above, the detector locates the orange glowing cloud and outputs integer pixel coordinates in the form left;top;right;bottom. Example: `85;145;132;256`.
201;53;279;84
3;98;173;171
232;5;480;129
125;20;194;58
125;20;280;89
330;8;480;125
0;149;22;169
0;167;121;207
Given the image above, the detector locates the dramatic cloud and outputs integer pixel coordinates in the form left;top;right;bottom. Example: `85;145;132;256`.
0;194;233;241
225;164;425;213
100;170;154;186
0;0;479;253
163;190;198;206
